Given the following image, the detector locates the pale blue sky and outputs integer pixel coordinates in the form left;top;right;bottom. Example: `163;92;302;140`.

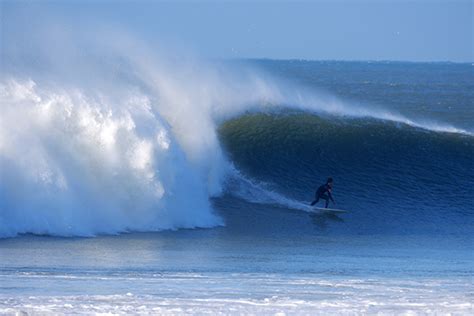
2;0;473;62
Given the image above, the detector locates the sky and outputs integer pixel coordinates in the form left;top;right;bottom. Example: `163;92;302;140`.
1;0;473;62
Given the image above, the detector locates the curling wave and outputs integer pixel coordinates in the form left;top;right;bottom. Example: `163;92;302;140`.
219;113;474;234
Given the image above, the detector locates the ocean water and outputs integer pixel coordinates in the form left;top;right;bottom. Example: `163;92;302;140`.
1;59;473;314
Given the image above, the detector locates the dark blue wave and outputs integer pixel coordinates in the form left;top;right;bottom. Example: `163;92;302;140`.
217;113;474;235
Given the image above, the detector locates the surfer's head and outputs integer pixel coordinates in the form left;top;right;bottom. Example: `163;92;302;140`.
327;177;333;185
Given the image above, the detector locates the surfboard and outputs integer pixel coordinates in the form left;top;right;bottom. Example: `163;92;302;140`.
311;207;348;214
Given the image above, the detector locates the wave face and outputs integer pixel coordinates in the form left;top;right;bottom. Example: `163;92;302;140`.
219;113;474;235
1;29;472;237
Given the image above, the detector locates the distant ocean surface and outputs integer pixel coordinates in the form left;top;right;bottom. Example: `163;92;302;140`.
1;60;473;314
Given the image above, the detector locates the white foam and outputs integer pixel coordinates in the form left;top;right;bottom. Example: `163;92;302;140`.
1;273;471;315
0;78;224;237
226;168;314;212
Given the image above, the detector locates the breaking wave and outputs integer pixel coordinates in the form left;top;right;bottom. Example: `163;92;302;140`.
1;33;471;237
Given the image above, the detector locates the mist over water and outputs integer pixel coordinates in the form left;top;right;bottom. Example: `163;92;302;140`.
0;31;273;237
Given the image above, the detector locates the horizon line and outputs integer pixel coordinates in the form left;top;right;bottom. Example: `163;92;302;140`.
225;57;473;65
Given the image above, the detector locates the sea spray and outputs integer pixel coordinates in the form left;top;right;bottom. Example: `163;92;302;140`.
0;78;225;237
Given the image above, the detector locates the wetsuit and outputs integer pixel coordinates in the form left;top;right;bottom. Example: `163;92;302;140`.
310;183;334;208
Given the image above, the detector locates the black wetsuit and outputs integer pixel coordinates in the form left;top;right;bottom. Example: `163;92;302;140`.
310;183;334;208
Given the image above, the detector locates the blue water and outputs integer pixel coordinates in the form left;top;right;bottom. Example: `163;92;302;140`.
1;60;473;314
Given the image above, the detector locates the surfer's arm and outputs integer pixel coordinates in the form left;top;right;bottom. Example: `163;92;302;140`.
328;191;335;203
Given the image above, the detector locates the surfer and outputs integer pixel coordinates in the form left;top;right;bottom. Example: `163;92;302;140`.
310;177;335;208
